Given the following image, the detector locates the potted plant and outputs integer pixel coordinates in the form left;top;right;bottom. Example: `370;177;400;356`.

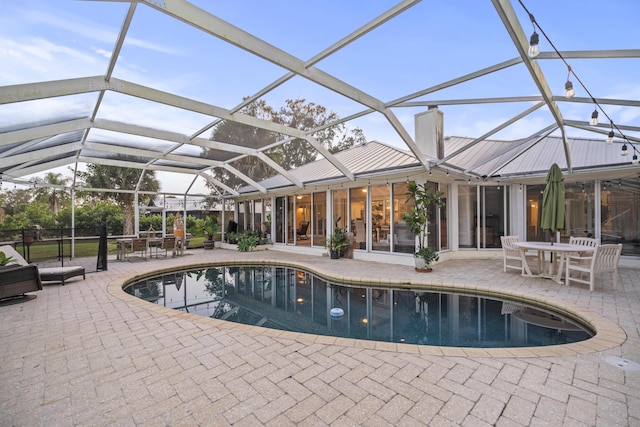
326;217;349;259
403;181;445;271
199;215;220;250
237;230;260;252
0;251;15;267
226;231;238;244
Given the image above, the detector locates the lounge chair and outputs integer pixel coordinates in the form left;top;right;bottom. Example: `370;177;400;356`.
0;245;85;286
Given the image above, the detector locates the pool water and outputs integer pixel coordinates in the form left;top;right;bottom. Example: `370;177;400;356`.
125;265;593;348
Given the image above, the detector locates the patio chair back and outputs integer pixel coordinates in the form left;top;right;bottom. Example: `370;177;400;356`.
158;237;176;257
569;236;599;248
500;235;522;273
566;243;622;291
130;238;148;258
162;237;176;250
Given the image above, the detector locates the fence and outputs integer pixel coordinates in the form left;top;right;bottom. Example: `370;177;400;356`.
0;226;110;269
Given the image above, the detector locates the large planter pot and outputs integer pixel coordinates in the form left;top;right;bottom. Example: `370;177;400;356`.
414;255;433;272
330;250;340;259
203;240;215;250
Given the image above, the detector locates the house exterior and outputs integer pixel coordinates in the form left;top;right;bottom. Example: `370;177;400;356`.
229;111;640;264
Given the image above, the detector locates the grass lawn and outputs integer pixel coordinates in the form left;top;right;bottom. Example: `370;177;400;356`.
17;236;207;263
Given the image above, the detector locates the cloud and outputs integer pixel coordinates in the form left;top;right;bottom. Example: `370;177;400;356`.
0;37;104;84
93;48;112;60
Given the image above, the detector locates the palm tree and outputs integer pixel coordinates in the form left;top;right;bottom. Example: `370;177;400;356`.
43;172;69;215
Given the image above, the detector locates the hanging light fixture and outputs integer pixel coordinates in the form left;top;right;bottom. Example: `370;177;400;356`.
527;13;540;58
606;130;614;144
606;121;614;144
621;143;628;156
632;154;638;165
589;108;599;126
564;80;575;98
528;31;540;58
564;66;575;98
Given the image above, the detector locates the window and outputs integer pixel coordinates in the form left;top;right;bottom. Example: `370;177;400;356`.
527;182;595;244
350;187;367;250
332;189;348;232
601;178;639;255
312;192;326;247
275;197;285;243
392;182;414;254
370;184;390;252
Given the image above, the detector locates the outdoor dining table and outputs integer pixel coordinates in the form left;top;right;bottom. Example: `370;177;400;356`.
513;241;596;285
116;237;163;260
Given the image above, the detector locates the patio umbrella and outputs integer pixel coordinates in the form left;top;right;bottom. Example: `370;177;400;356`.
540;163;566;244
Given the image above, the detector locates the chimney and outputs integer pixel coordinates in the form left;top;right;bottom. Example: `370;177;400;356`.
415;107;444;160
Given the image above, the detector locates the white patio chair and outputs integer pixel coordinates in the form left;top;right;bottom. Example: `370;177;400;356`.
569;236;599;256
500;235;539;274
567;236;600;272
569;236;599;248
565;243;622;292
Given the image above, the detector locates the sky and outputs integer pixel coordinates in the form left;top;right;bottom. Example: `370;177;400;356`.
1;0;639;194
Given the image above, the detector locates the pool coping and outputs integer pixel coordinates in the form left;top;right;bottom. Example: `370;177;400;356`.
106;258;627;359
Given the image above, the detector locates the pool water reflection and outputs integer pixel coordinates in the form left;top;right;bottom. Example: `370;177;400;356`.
125;265;593;348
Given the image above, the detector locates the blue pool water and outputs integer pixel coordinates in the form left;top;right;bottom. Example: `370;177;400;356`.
125;265;593;348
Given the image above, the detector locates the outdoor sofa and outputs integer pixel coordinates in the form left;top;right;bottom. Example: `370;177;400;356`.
0;245;85;286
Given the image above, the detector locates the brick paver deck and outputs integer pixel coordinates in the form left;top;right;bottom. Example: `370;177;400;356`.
1;248;638;426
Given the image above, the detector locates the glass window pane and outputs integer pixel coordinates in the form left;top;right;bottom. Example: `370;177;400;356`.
480;186;504;249
295;194;311;245
565;182;595;241
458;185;477;248
350;187;367;250
275;197;285;243
601;178;639;255
287;196;294;244
312;192;326;247
393;182;414;254
440;184;449;250
332;189;348;232
371;184;390;252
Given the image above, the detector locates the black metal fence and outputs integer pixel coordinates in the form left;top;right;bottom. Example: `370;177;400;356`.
0;226;107;268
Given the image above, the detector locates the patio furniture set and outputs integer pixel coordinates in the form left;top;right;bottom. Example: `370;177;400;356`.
501;235;622;292
116;235;187;261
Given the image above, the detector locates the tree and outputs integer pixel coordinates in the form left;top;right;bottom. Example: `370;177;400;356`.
76;166;160;235
0;188;33;216
33;172;70;215
207;98;366;190
57;202;123;236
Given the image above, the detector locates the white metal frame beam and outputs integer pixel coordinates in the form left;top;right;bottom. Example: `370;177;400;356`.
140;0;424;171
491;0;572;173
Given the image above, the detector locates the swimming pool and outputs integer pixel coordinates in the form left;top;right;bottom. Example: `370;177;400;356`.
124;265;594;348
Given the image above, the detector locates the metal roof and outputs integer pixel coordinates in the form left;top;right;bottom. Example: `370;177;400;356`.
238;141;420;193
237;134;638;196
444;135;638;178
1;0;639;197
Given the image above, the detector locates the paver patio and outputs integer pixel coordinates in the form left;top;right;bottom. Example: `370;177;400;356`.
1;248;638;426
